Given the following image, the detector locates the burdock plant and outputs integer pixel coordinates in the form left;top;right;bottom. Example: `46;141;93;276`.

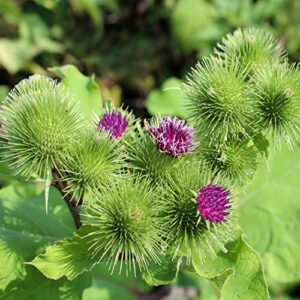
1;27;298;299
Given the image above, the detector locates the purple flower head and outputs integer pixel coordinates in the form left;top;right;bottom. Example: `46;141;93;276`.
197;184;231;223
98;112;128;139
148;118;194;157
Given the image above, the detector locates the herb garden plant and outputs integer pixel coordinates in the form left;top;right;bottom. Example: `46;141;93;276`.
0;27;299;299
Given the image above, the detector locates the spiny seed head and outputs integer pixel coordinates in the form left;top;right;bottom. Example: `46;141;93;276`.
0;75;82;178
197;138;259;182
197;184;230;223
184;56;252;140
98;112;128;139
82;178;162;275
60;132;122;200
250;61;300;146
147;117;194;157
215;27;285;75
124;122;180;182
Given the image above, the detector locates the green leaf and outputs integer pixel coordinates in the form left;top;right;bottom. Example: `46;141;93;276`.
49;65;102;121
30;225;102;280
192;237;269;300
83;264;150;300
19;14;63;53
0;185;91;297
142;252;182;286
1;267;91;300
177;272;218;300
145;77;185;118
0;14;62;74
240;144;300;285
170;0;224;53
0;185;71;290
0;39;38;74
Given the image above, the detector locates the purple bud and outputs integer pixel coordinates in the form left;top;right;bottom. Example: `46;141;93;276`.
197;184;231;223
148;118;194;157
98;112;128;139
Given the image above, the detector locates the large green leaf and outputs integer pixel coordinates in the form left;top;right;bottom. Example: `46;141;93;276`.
1;267;90;300
49;65;102;121
30;225;102;280
0;185;91;298
192;237;269;300
240;144;300;285
145;77;186;118
83;264;151;300
142;252;181;286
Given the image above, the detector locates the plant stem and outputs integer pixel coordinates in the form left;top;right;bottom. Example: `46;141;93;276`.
52;170;82;229
134;285;171;300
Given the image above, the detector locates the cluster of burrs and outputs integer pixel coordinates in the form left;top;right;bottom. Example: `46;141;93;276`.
1;27;296;275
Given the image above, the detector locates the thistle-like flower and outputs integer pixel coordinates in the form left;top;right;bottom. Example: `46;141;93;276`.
160;165;237;261
98;111;128;139
0;75;82;178
82;178;162;275
184;57;252;140
250;61;300;146
197;184;230;223
215;27;285;75
147;117;194;157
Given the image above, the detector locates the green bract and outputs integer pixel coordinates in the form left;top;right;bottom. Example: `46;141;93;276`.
82;178;162;275
250;61;300;146
184;57;252;140
0;75;82;179
124;121;180;182
216;27;286;75
196;138;259;183
60;131;122;201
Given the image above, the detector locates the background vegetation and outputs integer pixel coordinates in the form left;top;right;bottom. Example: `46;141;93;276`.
1;1;300;299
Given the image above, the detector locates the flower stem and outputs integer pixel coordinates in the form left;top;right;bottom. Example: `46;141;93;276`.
52;169;82;229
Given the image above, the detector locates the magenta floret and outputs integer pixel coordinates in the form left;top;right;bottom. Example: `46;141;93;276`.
98;112;128;139
148;118;194;157
197;184;231;223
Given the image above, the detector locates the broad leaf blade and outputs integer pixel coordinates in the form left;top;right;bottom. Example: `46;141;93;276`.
192;237;269;300
240;144;300;285
0;185;91;298
49;65;102;121
145;78;185;118
1;267;91;300
30;225;102;280
142;252;181;286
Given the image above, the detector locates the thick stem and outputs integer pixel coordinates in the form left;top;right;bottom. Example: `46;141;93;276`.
135;285;171;300
52;170;82;229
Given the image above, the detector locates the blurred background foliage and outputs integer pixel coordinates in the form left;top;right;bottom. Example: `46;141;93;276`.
1;0;300;116
1;1;300;299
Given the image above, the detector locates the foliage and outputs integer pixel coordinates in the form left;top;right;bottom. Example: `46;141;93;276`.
2;0;300;114
1;3;300;297
145;77;185;118
0;184;91;299
240;144;300;287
